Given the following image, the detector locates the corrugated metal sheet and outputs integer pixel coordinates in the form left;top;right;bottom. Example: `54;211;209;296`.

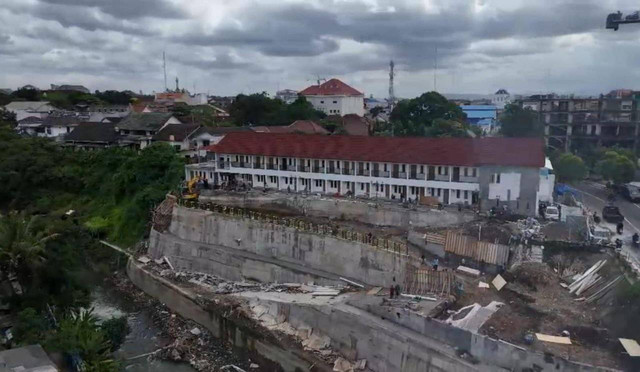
444;231;509;266
425;233;446;245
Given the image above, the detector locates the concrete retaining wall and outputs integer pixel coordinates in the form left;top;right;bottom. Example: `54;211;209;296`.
149;206;408;287
351;296;613;372
408;230;446;257
126;260;332;372
199;193;475;228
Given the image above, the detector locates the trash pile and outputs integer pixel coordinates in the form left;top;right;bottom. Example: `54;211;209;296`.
107;272;254;372
514;217;542;239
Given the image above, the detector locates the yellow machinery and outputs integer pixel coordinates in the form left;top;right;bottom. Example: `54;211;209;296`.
183;176;200;201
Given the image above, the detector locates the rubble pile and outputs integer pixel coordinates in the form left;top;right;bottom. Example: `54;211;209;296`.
514;217;542;240
107;273;253;371
509;262;553;290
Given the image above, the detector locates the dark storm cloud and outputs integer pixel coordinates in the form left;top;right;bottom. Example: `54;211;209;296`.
38;0;187;20
173;3;341;56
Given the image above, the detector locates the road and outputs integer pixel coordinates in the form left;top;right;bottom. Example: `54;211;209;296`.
572;181;640;268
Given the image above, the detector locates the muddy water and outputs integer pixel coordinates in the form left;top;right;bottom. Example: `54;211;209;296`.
90;286;195;372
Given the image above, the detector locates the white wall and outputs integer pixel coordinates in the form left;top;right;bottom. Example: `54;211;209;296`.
488;172;521;201
305;95;365;116
191;133;225;148
537;172;555;204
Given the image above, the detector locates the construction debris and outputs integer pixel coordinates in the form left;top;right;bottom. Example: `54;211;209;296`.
367;287;382;295
535;333;572;345
137;255;151;264
163;256;175;271
400;293;437;301
457;266;480;276
619;338;640;357
492;274;507;291
333;357;354;372
478;281;490;288
339;277;364;288
446;301;504;333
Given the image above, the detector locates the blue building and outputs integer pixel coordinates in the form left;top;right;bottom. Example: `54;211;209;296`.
460;105;498;134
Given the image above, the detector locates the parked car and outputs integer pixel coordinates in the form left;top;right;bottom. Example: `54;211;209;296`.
621;184;640;202
589;225;613;245
544;205;560;221
602;205;624;224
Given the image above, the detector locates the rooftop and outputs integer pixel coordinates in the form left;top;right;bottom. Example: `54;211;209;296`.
65;122;120;143
117;112;177;131
152;123;200;142
299;78;363;97
252;120;329;135
4;101;53;111
206;132;545;167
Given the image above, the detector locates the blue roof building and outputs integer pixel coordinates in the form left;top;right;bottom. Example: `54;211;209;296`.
461;105;497;125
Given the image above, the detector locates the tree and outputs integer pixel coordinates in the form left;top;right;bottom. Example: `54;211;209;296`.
229;94;325;126
596;150;636;184
12;88;40;101
94;90;132;105
0;214;59;295
553;153;587;182
0;108;16;127
425;119;472;138
389;92;466;136
499;104;543;137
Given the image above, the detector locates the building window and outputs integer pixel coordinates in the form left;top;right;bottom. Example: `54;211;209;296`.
463;168;468;177
284;178;288;185
333;100;337;104
320;100;325;104
437;189;441;197
491;173;501;184
456;190;461;198
202;140;210;147
270;176;277;183
360;183;365;191
464;190;468;199
472;168;477;177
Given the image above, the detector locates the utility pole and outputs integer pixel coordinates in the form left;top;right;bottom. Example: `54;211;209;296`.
163;51;168;92
388;60;395;111
433;46;438;92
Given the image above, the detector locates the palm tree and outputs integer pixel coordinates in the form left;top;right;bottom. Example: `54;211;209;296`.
0;213;58;294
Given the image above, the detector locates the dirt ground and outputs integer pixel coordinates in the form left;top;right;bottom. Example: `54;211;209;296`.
452;251;626;370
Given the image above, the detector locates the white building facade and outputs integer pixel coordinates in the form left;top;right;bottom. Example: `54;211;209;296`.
299;79;365;116
186;133;548;216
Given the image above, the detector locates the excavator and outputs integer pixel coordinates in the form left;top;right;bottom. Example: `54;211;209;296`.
182;176;201;201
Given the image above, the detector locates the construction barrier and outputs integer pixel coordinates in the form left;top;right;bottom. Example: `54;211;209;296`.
404;265;454;296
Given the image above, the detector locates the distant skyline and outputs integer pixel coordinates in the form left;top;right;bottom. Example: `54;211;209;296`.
2;0;640;98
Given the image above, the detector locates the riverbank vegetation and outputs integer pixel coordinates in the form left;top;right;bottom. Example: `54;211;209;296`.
0;125;183;370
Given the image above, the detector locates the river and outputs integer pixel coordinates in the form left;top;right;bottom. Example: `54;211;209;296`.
90;285;196;372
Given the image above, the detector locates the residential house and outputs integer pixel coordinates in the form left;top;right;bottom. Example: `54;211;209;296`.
252;120;330;135
188;126;253;149
39;115;81;138
0;88;12;95
4;101;56;121
299;78;365;116
187;132;547;216
275;89;299;104
50;84;90;93
0;344;58;372
492;89;511;109
152;123;200;154
117;112;182;149
155;91;208;106
15;116;44;135
65;122;122;149
84;105;131;122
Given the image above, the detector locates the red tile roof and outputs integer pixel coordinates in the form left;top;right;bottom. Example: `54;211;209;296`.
251;120;329;135
206;132;544;167
299;78;363;97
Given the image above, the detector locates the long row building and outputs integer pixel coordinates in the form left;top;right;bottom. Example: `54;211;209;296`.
187;132;553;216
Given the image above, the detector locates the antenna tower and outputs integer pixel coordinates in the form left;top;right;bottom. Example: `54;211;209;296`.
388;60;395;110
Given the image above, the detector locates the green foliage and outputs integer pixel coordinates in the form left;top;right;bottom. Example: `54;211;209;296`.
596;150;636;184
499;103;543;137
100;317;130;351
388;92;467;137
48;309;119;371
553;153;587;182
425;119;472;138
229;94;325;126
94;90;132;105
13;308;51;346
12;88;40;101
0;108;16;128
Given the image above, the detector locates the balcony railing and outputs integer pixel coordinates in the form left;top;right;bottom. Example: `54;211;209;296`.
312;167;325;173
409;173;425;180
287;165;297;171
392;172;406;179
266;164;277;170
342;169;352;175
356;169;370;176
328;168;340;174
435;174;449;181
372;170;389;177
253;163;262;169
298;165;310;172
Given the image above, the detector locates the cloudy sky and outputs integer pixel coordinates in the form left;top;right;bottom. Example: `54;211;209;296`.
1;0;640;98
